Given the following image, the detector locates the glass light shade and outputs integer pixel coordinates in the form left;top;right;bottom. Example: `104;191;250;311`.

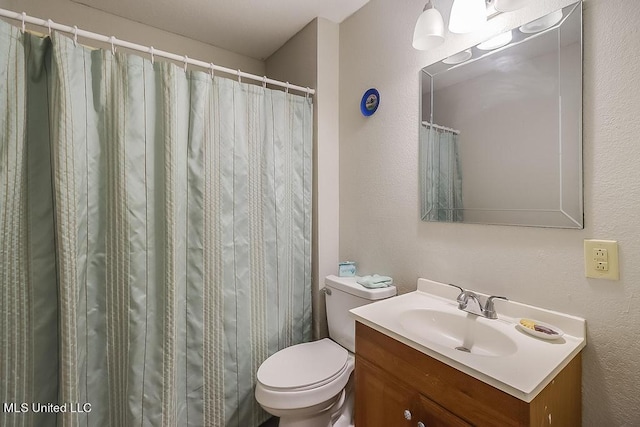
519;10;563;34
477;30;513;50
442;49;472;64
494;0;531;12
449;0;487;34
412;7;445;50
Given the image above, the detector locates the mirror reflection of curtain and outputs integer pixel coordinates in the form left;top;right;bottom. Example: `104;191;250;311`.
421;125;463;222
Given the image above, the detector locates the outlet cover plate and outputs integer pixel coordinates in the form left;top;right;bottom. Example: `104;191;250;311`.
584;239;619;280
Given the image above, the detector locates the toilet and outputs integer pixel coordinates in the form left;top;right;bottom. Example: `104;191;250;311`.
255;275;397;427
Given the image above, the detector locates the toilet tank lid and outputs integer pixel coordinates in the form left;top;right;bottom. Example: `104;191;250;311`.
325;275;397;300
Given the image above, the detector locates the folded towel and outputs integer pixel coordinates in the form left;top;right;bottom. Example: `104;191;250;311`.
357;274;393;289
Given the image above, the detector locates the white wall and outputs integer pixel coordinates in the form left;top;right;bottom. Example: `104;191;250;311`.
266;18;340;339
314;18;341;339
266;20;318;90
340;0;640;424
0;0;264;74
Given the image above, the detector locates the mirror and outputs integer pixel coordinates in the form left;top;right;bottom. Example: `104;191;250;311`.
420;2;582;228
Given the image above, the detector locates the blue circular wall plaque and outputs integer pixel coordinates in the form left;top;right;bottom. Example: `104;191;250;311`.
360;88;380;116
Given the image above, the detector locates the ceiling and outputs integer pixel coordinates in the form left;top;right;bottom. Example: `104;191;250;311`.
71;0;370;60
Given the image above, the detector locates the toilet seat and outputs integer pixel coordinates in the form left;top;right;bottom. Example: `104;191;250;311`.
257;339;348;391
255;339;355;411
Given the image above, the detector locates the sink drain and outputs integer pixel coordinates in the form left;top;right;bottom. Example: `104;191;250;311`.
455;346;471;353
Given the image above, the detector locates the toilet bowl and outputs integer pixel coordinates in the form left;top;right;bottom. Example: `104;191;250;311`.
255;275;396;426
255;339;354;427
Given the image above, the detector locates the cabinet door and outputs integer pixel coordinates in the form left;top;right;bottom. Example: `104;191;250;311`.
418;394;473;427
355;357;420;427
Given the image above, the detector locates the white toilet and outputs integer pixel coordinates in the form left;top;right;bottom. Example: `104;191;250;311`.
255;275;396;427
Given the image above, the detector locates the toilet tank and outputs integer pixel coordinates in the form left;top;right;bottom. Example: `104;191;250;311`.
324;275;396;353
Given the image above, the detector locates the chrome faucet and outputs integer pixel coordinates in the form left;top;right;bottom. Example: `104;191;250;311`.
447;284;507;319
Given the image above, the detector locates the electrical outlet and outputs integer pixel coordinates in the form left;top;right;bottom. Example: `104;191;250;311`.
584;239;619;280
593;248;607;261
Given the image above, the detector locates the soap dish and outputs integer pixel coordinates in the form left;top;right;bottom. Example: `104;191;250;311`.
516;318;564;340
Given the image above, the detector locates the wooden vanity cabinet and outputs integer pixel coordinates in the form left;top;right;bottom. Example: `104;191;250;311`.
357;357;471;427
354;322;581;427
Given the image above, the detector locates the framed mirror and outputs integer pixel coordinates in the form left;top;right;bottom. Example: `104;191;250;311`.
420;2;583;228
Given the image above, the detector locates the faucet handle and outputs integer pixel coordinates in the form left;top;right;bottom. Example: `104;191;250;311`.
484;295;508;319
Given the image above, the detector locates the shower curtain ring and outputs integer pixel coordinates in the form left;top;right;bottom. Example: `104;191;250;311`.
73;25;78;46
110;36;116;54
184;55;189;72
237;69;242;83
306;87;311;99
149;46;155;64
263;76;267;88
47;19;53;36
21;12;26;33
285;82;290;94
210;63;215;79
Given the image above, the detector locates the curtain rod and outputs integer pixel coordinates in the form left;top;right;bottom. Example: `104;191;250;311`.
421;121;460;135
0;8;316;96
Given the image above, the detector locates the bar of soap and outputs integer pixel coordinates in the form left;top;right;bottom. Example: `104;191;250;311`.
518;318;564;340
519;319;536;330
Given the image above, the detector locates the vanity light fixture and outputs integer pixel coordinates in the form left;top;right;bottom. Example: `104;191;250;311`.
412;0;445;50
494;0;532;13
413;0;533;51
449;0;487;34
476;30;513;50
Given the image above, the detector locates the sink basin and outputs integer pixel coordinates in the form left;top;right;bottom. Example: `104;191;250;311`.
350;277;587;401
398;308;517;357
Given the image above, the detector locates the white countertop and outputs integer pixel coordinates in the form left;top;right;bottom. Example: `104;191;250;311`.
350;278;586;402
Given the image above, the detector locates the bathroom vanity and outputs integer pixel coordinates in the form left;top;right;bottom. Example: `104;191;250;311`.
350;279;585;427
355;323;581;426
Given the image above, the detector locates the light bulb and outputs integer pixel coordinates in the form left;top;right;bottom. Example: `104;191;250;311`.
449;0;487;34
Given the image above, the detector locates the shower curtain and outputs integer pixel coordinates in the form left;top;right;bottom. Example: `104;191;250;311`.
420;125;463;222
1;20;312;427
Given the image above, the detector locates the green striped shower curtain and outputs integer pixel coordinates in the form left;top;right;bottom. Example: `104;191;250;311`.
0;20;312;427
